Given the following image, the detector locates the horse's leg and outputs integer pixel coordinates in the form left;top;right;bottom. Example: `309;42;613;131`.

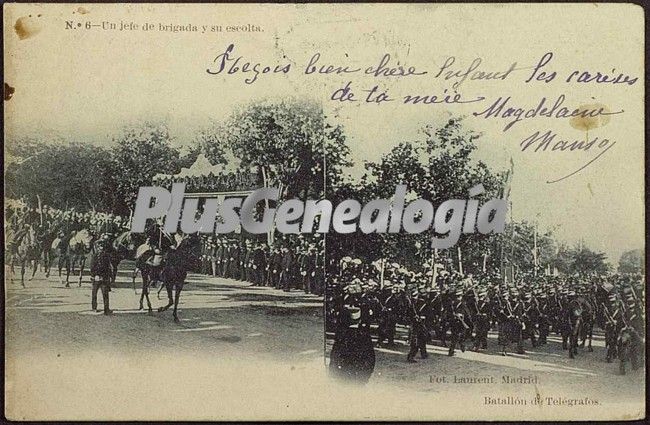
587;325;594;352
516;339;525;355
45;252;51;277
173;284;183;323
57;256;63;284
65;257;71;287
139;274;148;310
619;352;627;375
78;257;85;287
158;283;173;312
29;258;38;281
157;280;166;300
111;258;119;284
144;290;153;313
20;260;26;287
10;256;16;281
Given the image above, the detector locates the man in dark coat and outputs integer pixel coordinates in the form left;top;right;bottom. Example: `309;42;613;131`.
269;247;283;288
329;307;375;384
252;242;267;286
215;239;225;277
280;247;294;292
229;241;241;280
242;240;253;283
90;235;115;315
407;293;429;362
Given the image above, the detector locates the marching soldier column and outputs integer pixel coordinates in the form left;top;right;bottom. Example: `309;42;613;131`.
327;255;645;379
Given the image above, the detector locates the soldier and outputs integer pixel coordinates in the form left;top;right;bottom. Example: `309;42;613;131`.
223;240;233;279
252;242;267;286
618;324;641;375
269;246;283;288
376;281;397;347
280;246;294;292
215;238;225;277
297;246;311;293
313;245;324;296
207;236;218;277
242;240;253;283
472;308;491;351
229;241;241;280
200;236;212;275
447;311;470;356
407;289;429;363
329;306;376;384
90;235;114;315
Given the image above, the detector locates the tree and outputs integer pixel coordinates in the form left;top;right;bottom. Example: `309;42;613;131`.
193;120;228;166
110;122;181;215
501;221;557;276
619;249;644;274
335;118;505;272
5;139;116;212
222;98;351;200
553;244;610;276
571;246;609;275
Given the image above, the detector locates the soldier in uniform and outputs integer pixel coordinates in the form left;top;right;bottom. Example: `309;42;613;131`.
215;238;225;277
252;242;267;286
90;234;114;315
406;289;429;363
200;236;212;275
280;246;294;292
329;306;376;384
242;240;253;283
223;240;233;279
447;310;470;356
269;246;283;288
229;241;241;280
376;281;398;347
298;245;311;293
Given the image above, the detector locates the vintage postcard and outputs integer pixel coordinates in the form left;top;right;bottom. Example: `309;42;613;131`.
4;3;646;421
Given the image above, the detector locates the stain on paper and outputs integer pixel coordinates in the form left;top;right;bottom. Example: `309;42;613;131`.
569;103;611;132
14;15;42;40
4;83;15;101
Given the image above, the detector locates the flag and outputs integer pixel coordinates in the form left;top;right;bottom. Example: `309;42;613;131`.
500;157;515;200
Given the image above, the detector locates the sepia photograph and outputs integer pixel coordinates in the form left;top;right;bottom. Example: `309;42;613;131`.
4;2;646;421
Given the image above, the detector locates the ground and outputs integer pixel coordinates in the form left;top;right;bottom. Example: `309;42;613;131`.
326;320;645;420
5;261;325;420
4;262;645;420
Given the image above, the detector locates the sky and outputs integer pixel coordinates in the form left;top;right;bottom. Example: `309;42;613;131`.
4;3;645;264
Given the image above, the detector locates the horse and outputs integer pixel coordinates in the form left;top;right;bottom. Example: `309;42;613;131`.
112;225;176;312
111;223;176;284
9;224;41;287
135;247;164;313
39;225;61;278
62;229;95;287
47;231;71;283
157;235;200;323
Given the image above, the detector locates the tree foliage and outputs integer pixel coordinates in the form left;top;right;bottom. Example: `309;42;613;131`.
110;122;181;214
221;98;351;199
618;249;644;274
